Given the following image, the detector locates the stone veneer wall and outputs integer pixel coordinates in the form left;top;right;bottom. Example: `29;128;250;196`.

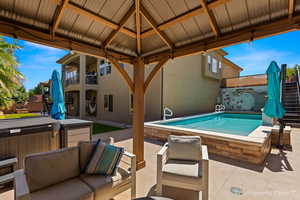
145;127;271;164
220;86;267;112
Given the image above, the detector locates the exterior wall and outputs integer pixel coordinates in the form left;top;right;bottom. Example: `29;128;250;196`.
220;86;267;112
222;64;241;78
97;63;132;124
144;65;162;122
162;53;221;117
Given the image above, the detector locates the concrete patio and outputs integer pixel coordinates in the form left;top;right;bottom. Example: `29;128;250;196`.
1;128;300;200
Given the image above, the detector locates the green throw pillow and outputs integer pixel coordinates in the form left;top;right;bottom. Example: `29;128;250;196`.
85;139;124;175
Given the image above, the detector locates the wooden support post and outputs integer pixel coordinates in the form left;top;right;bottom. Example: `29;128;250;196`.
133;57;145;169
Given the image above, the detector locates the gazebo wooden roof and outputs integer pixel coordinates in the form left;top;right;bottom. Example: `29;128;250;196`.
0;0;299;168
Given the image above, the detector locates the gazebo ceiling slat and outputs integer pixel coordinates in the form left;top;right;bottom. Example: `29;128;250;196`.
0;0;299;62
102;4;135;48
51;0;69;37
142;33;166;53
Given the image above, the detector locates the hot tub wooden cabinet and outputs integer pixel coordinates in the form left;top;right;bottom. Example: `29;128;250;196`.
144;124;272;165
59;119;92;147
0;118;61;169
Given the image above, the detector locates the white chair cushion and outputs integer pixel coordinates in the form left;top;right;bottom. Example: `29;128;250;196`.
162;159;201;178
167;135;202;161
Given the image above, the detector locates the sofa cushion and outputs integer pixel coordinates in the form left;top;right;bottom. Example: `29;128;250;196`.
79;141;97;171
80;168;131;199
85;140;124;176
25;147;80;192
162;159;202;186
167;135;202;161
30;178;93;200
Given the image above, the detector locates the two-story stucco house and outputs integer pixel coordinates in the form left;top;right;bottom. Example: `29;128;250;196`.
57;50;242;124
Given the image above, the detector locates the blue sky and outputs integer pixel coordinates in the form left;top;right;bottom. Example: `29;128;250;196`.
4;30;300;90
224;31;300;75
4;37;68;90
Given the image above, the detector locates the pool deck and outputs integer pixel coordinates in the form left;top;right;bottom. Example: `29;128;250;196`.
2;128;300;200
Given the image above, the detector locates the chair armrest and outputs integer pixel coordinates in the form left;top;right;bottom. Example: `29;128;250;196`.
122;151;136;174
201;145;209;161
102;137;115;145
0;157;17;169
157;143;168;157
201;145;209;189
14;170;31;200
158;143;168;165
122;151;136;199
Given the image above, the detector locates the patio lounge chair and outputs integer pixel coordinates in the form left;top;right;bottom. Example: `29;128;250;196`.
14;138;136;200
156;135;209;200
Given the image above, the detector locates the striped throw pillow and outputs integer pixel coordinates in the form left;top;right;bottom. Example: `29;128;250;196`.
85;140;124;175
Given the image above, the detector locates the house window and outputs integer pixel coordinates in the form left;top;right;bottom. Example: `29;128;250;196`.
99;60;112;76
129;94;133;112
106;62;111;74
207;55;212;72
104;94;113;112
212;58;218;73
207;55;220;74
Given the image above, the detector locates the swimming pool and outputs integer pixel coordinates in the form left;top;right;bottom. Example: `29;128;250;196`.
159;113;262;136
144;112;272;164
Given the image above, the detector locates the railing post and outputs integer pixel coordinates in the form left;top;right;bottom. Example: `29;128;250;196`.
278;64;287;149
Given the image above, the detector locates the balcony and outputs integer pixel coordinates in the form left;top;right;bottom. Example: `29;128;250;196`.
86;72;98;85
64;74;79;86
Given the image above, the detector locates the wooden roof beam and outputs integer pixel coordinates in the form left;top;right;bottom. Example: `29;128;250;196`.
288;0;295;19
109;58;134;92
51;0;69;38
135;0;141;55
141;0;229;39
140;5;174;49
144;58;169;92
199;0;220;37
0;19;134;64
50;0;136;39
102;4;135;48
144;15;300;63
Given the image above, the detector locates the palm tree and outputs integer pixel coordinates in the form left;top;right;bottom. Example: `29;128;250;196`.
0;36;24;108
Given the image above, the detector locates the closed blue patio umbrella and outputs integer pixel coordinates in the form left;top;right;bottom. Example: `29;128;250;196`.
263;61;285;118
50;70;66;120
263;61;285;148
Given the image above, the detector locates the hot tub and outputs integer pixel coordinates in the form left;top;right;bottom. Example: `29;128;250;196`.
144;112;272;164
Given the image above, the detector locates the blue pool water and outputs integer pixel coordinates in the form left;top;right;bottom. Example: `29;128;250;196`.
158;113;262;136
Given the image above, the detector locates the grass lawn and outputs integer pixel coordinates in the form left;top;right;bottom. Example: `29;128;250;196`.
0;113;40;119
92;123;124;135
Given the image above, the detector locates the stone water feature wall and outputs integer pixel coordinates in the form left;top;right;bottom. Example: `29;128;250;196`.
220;86;267;112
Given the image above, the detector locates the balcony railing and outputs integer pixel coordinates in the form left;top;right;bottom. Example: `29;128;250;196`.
64;75;79;86
86;73;98;85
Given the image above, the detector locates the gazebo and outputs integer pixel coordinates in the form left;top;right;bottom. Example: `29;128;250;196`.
0;0;299;169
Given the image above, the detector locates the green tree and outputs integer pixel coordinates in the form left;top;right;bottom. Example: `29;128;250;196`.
12;86;28;104
0;36;24;108
28;84;43;97
286;64;300;79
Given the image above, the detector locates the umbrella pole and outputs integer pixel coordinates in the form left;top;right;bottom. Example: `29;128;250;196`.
278;118;285;149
